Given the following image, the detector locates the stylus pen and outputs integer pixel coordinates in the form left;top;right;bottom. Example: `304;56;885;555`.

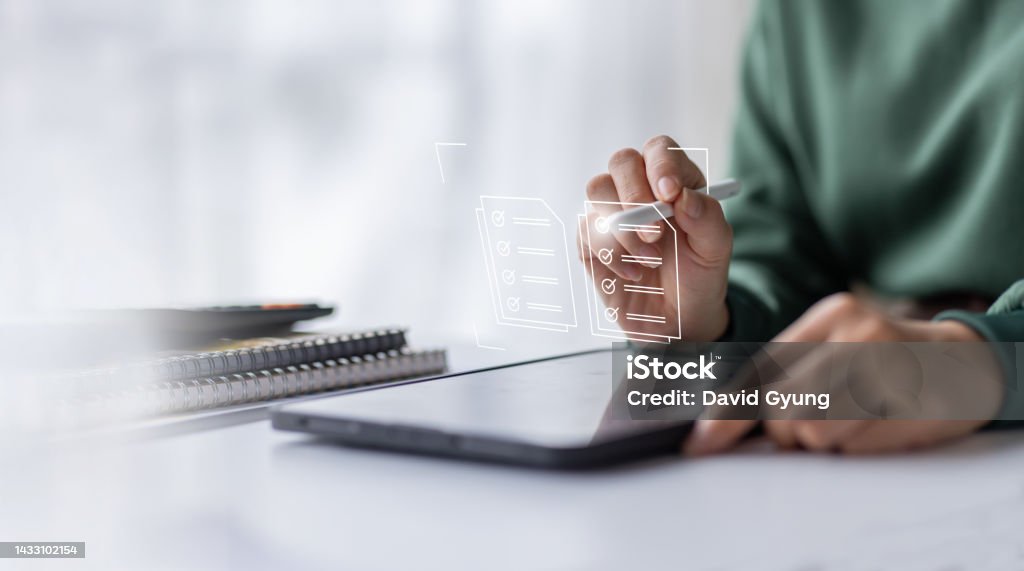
606;179;742;228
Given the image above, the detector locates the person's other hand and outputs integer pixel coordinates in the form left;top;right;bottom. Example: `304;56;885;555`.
578;135;732;341
683;293;1005;455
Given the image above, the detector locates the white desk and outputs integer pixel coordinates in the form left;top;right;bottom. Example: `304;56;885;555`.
4;344;1024;570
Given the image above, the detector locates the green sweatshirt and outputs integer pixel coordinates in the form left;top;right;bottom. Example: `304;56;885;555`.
723;1;1024;419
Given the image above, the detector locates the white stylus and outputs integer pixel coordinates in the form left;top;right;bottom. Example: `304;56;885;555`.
605;178;742;228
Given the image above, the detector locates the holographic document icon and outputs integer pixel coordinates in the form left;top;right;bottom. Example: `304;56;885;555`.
476;196;577;332
579;200;682;343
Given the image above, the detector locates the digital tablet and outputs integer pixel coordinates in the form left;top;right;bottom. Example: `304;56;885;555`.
271;350;694;469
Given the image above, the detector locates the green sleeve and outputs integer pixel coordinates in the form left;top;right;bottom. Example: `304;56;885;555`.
722;2;847;341
935;279;1024;423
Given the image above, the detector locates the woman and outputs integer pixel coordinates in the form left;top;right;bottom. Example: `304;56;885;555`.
580;0;1024;454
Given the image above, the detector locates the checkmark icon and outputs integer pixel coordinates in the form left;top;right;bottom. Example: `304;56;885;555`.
491;210;506;227
598;248;614;266
501;269;516;285
601;278;616;294
604;307;619;322
506;297;521;312
595;217;610;234
496;240;511;256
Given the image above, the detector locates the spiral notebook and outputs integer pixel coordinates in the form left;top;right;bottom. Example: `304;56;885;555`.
62;328;447;421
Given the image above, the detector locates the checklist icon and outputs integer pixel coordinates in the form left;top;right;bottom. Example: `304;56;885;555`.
580;206;681;343
477;196;577;332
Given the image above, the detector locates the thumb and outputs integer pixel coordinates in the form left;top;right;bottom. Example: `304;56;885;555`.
671;188;732;265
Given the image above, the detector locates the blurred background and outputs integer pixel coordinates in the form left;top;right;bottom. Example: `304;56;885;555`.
0;0;753;347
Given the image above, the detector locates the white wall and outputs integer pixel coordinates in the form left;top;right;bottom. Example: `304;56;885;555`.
0;0;754;347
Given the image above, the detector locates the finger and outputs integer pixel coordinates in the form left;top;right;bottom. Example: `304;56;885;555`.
682;419;757;456
602;144;660;244
838;420;983;455
608;147;658;206
671;188;732;267
607;148;666;243
837;420;933;454
750;343;865;452
759;344;841;421
763;420;799;450
581;211;645;281
790;420;870;452
641;135;707;203
585;174;663;271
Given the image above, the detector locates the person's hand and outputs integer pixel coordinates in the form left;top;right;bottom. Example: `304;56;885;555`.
578;135;732;341
683;293;1005;455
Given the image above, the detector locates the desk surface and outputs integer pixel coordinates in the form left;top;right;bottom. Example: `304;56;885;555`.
4;343;1024;570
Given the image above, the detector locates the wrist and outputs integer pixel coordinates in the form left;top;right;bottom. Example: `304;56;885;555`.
682;300;730;342
931;319;984;342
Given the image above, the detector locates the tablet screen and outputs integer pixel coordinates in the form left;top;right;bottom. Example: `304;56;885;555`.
277;351;691;449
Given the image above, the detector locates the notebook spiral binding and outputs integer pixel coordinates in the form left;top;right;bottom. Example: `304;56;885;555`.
78;347;447;417
53;328;410;394
146;328;408;381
